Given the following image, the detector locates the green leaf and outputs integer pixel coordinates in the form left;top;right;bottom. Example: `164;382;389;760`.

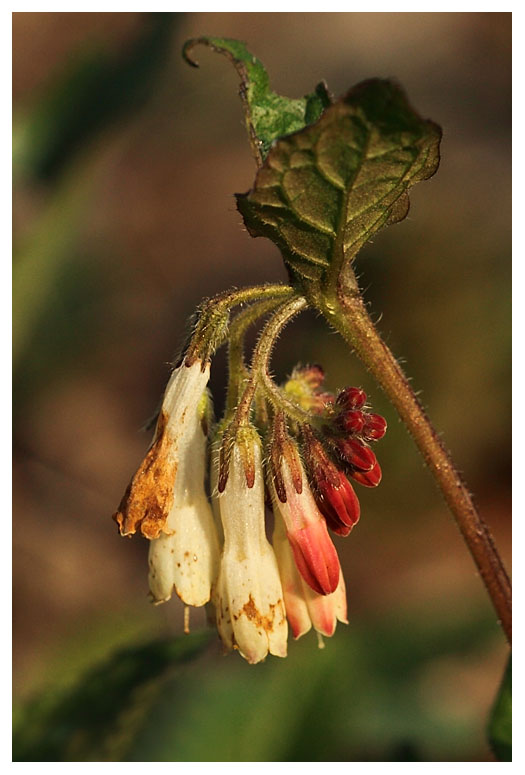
488;654;512;761
236;79;441;286
183;36;332;163
12;631;213;762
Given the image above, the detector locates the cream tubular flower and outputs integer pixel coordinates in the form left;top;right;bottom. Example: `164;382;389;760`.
215;429;288;664
114;359;220;607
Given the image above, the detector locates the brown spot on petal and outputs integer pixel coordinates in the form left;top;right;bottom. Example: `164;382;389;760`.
241;594;279;634
113;412;177;539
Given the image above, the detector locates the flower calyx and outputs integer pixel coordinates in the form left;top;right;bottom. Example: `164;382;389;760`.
269;411;303;503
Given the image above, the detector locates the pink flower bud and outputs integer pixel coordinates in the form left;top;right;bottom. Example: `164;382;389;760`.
270;417;341;595
269;434;341;595
286;518;340;595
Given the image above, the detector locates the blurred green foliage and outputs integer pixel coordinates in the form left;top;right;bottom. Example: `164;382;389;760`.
13;12;179;377
13;632;213;762
14;13;176;182
488;656;512;761
14;609;501;762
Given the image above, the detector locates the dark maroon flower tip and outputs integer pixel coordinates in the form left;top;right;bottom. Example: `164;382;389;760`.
315;473;360;534
334;437;377;472
336;387;367;411
336;409;365;434
362;413;387;441
350;461;382;487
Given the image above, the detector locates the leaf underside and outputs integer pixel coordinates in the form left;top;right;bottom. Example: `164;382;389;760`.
236;79;442;285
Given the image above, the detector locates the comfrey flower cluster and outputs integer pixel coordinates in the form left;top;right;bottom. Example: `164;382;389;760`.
114;293;387;664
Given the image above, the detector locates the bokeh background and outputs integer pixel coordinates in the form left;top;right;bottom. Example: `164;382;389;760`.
13;12;511;762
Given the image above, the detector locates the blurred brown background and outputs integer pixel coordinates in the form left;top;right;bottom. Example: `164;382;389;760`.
13;12;511;761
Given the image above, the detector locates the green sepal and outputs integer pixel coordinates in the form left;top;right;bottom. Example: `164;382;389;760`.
236;78;441;289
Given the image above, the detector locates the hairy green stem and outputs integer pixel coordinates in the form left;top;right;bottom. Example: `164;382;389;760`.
232;295;308;428
226;295;293;413
185;283;293;363
217;295;307;492
315;271;512;644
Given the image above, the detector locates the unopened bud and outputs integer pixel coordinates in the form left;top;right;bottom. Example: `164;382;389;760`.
350;461;382;487
336;386;367;411
302;425;360;536
362;413;387;441
336;409;365;434
333;437;377;472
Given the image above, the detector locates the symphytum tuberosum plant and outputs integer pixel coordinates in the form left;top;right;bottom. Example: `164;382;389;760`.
114;38;511;666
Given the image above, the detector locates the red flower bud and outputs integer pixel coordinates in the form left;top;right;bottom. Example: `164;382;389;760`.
336;387;367;411
334;437;377;472
336;409;365;434
302;424;361;537
316;474;360;536
362;413;387;441
350;461;382;487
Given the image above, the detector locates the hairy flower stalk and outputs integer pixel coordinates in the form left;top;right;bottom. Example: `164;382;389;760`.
214;427;287;663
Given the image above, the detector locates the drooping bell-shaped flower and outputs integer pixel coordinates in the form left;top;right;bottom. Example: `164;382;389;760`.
269;414;341;596
214;426;287;664
273;514;348;639
114;359;220;607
